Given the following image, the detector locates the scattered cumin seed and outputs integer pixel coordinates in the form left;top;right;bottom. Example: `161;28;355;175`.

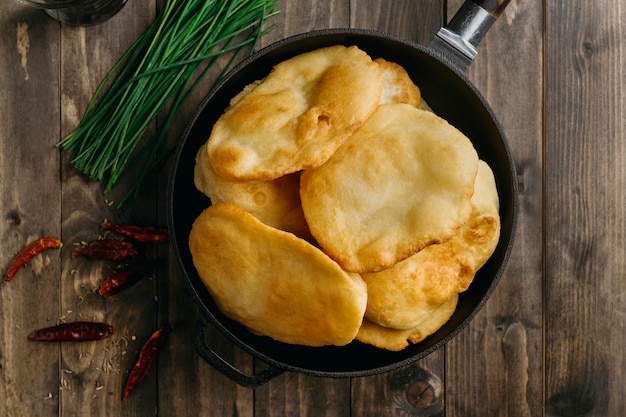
60;377;71;391
57;310;73;324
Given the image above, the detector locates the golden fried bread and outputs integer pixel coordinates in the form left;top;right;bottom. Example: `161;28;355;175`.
194;144;312;240
206;45;382;181
362;160;500;330
300;103;479;273
376;57;421;107
455;159;501;290
188;47;503;351
188;203;367;347
418;97;434;112
374;56;429;110
356;294;459;351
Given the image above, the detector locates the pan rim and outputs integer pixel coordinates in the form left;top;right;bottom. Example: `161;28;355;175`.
167;28;519;378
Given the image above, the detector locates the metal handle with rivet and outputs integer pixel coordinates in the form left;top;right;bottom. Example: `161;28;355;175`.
428;0;512;71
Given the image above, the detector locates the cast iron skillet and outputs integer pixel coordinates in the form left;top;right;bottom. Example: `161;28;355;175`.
168;0;517;387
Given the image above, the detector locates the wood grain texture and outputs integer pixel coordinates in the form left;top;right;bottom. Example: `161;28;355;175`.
56;1;158;415
445;0;543;416
349;2;446;417
350;0;442;44
0;3;62;417
544;1;626;416
251;3;352;415
2;0;625;415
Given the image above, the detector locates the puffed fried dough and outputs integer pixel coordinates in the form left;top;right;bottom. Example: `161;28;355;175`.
362;160;501;330
418;97;434;112
356;294;459;352
374;56;429;110
456;160;501;291
194;144;312;240
362;244;461;330
300;103;479;273
188;203;368;347
207;45;382;181
376;58;421;107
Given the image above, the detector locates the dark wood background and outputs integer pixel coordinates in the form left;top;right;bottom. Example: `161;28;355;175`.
1;0;624;415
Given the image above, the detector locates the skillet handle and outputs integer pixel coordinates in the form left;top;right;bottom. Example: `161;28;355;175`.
193;321;284;388
428;0;511;71
470;0;510;18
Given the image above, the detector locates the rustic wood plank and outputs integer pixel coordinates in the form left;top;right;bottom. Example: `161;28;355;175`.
444;0;544;416
154;1;355;414
9;1;626;416
56;1;158;416
272;0;350;37
347;2;447;417
544;1;626;416
350;0;442;43
153;0;265;412
248;2;353;416
352;353;446;417
255;373;350;417
0;3;63;416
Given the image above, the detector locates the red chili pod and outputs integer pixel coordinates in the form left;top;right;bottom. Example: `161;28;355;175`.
5;237;62;282
98;262;153;297
28;321;114;341
101;221;169;243
71;239;138;261
123;324;172;400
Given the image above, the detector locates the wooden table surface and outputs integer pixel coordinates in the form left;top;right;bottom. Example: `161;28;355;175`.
1;0;625;416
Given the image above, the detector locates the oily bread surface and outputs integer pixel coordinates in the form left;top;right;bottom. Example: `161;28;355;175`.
194;143;312;240
361;161;501;330
187;46;503;351
188;203;367;347
300;103;479;273
376;57;421;107
356;294;459;351
206;45;382;181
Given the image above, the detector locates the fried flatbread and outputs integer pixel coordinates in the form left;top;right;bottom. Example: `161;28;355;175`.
356;294;459;351
362;160;500;330
300;103;479;273
455;160;501;290
376;58;421;107
194;143;312;240
188;203;367;347
207;45;382;181
418;98;433;112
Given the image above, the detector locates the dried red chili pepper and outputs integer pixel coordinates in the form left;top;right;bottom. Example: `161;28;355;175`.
5;237;62;282
28;321;114;341
101;221;169;243
98;262;153;297
71;239;138;261
123;324;172;400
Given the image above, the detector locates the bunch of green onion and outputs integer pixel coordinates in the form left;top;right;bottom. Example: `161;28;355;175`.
58;0;279;208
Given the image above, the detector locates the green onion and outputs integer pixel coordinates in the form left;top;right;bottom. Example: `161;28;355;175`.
58;0;279;208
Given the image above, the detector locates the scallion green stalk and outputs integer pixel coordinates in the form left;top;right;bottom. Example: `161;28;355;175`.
58;0;279;208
